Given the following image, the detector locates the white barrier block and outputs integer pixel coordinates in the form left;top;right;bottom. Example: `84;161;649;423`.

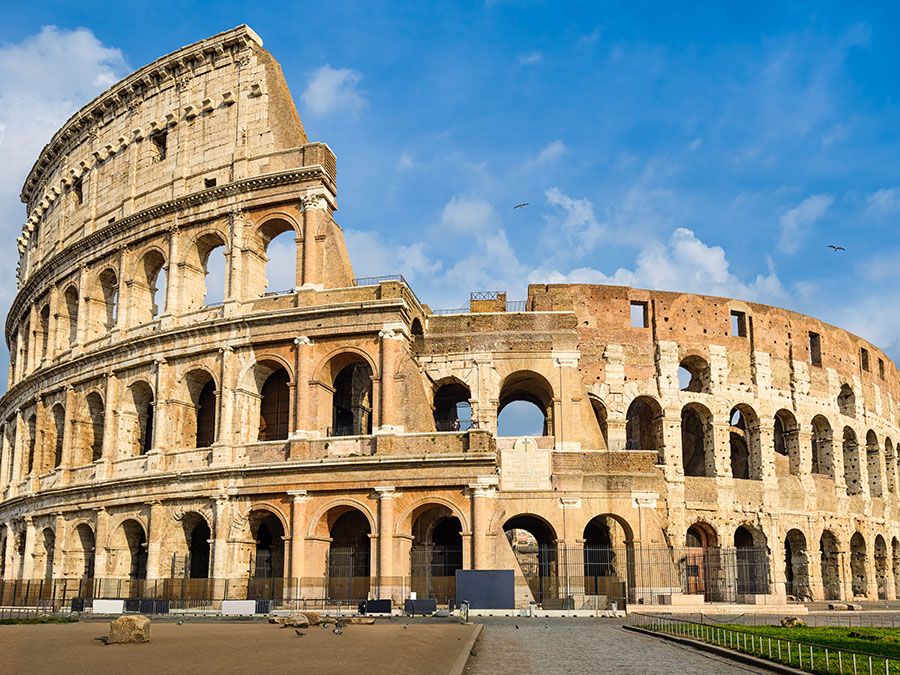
221;600;258;615
93;599;125;614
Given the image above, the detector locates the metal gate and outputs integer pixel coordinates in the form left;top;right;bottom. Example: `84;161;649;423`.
327;546;370;601
410;544;462;604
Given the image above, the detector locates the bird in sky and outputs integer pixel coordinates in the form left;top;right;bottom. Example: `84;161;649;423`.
513;202;529;209
827;245;847;252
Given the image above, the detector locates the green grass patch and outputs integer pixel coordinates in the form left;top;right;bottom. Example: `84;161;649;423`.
645;621;900;674
0;616;79;625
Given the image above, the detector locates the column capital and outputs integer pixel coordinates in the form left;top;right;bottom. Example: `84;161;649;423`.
294;336;312;346
287;489;310;501
374;486;397;498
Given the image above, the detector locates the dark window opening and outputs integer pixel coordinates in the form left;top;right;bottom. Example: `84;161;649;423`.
630;301;648;328
71;177;83;205
259;369;290;441
195;380;217;448
878;358;885;380
809;332;822;367
204;177;217;189
151;131;167;161
860;347;870;372
730;311;747;337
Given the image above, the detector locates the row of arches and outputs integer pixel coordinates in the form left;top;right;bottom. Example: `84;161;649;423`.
12;218;300;384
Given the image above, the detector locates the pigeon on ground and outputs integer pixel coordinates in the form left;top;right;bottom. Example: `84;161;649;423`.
333;627;343;635
295;629;306;637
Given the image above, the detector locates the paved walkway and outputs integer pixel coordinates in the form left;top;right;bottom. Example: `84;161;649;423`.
466;618;772;674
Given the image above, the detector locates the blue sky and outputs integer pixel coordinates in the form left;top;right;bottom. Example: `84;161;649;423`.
2;1;900;396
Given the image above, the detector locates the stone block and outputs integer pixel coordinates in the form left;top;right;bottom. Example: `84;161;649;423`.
107;615;151;644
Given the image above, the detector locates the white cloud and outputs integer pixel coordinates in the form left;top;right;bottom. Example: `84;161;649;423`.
396;151;414;170
518;51;543;65
301;64;367;116
867;187;900;213
541;187;606;259
440;194;496;234
531;227;785;302
526;140;568;167
688;137;702;151
344;230;439;282
777;194;833;254
0;27;128;389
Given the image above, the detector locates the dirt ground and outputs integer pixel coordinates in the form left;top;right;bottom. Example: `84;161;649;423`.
0;620;480;675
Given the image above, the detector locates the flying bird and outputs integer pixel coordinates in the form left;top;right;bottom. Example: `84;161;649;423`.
513;202;529;209
827;245;846;252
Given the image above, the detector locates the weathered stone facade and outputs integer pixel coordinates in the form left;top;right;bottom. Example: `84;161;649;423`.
1;25;898;609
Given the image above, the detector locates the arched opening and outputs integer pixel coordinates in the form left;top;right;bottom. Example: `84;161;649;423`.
70;523;95;581
114;519;147;583
433;380;472;432
678;355;710;393
497;371;554;437
625;396;663;461
819;530;841;601
503;514;558;606
183;370;217;449
681;403;713;477
38;304;50;361
810;415;834;477
85;392;105;464
329;356;373;436
734;526;769;596
127;381;154;456
850;532;867;598
51;403;65;469
773;409;800;476
249;511;286;600
684;522;722;600
837;384;856;417
193;232;227;307
97;268;118;332
40;528;55;580
63;285;79;347
590;397;609;450
866;430;883;498
884;439;896;494
326;507;372;601
184;516;211;580
410;505;463;604
258;219;298;296
140;250;167;323
259;368;291;441
874;535;888;600
583;515;633;606
26;413;36;475
843;427;862;495
729;405;760;480
784;529;810;600
410;318;424;351
892;538;900;600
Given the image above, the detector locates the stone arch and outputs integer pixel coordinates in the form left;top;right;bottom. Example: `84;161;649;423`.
92;267;118;337
180;368;217;449
319;504;373;601
407;502;464;604
866;430;883;497
838;384;856;417
110;518;148;580
773;409;800;476
503;514;559;605
396;496;469;537
177;511;212;579
309;500;378;539
678;354;711;393
50;402;65;470
252;214;301;297
249;508;287;580
36;527;55;579
734;525;769;595
136;247;167;324
433;377;472;432
784;529;810;600
729;403;760;480
583;514;635;601
810;415;834;478
892;537;900;600
875;534;889;600
68;521;96;579
681;402;714;477
37;302;50;362
81;391;105;465
884;439;896;494
318;351;376;436
819;530;841;601
686;521;719;548
497;370;555;437
62;284;79;347
589;394;609;451
124;380;154;456
850;531;867;597
625;395;663;461
843;427;862;495
183;229;228;311
25;411;37;475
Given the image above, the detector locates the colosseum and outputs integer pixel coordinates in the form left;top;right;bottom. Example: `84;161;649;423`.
0;24;898;613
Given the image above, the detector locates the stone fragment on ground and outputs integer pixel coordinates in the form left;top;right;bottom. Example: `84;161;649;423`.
780;616;806;627
107;615;151;644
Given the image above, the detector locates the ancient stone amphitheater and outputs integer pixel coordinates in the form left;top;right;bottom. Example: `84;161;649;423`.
1;25;898;612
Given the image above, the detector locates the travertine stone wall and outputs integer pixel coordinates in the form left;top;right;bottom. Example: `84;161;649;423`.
0;25;898;608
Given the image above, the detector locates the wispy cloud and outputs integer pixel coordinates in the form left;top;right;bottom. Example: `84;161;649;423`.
778;194;833;254
867;187;900;213
396;151;414;170
301;65;367;116
525;140;568;167
518;51;542;65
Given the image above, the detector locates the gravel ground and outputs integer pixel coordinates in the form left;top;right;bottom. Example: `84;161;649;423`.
466;617;773;675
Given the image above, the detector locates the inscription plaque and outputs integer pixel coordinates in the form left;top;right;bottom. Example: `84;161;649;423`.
500;437;552;491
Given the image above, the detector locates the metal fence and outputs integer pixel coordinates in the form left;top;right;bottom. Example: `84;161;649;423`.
511;545;770;608
410;544;462;605
629;613;900;675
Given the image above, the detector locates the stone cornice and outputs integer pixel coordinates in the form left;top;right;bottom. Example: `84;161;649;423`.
20;24;261;206
7;164;334;343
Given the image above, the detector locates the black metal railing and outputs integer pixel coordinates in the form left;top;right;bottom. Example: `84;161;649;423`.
352;275;408;287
